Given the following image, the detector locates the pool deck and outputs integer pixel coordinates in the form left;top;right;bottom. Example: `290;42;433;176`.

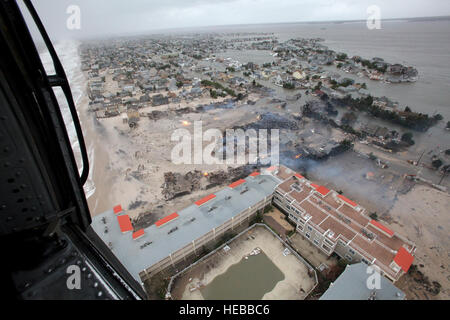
173;226;316;300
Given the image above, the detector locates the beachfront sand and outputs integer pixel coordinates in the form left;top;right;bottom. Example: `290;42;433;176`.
175;226;315;300
387;185;450;299
81;85;262;220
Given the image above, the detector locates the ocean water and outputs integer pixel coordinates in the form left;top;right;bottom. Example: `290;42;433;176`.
208;19;450;150
40;41;96;199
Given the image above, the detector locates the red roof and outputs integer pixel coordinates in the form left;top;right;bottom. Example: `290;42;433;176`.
132;229;145;240
229;179;246;188
314;89;325;96
249;171;260;177
370;220;395;237
316;186;330;196
338;195;358;207
195;194;216;206
295;173;304;179
113;204;123;214
266;166;278;172
394;247;414;272
310;183;319;189
117;215;133;233
155;212;179;227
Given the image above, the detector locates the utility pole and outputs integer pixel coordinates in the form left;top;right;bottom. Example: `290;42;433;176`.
416;149;426;165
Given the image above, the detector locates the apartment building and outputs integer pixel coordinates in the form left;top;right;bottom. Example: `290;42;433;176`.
268;165;416;282
91;172;278;284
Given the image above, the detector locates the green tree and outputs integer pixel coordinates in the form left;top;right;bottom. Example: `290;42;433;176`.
283;82;295;90
401;132;415;145
336;53;348;61
432;159;443;169
313;81;322;91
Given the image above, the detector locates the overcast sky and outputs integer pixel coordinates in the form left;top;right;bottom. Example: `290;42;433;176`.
21;0;450;40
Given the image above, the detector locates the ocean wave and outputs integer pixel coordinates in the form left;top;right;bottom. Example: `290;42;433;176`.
40;40;96;199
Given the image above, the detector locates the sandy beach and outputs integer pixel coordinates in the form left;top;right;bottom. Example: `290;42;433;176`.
387;185;450;299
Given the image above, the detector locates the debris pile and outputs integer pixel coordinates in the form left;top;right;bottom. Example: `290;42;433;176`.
161;165;256;201
161;171;203;200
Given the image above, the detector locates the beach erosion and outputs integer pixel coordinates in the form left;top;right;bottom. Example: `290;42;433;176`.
41;41;113;215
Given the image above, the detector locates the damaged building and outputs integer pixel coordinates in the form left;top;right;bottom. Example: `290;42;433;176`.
91;165;415;291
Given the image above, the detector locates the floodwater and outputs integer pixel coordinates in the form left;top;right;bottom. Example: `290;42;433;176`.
200;252;285;300
210;19;450;151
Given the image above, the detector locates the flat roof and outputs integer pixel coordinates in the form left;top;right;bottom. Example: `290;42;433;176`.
295;173;304;179
228;179;246;189
315;185;330;196
394;247;414;272
132;229;145;240
117;215;133;233
337;195;357;207
155;212;179;227
113;204;123;214
370;220;395;237
320;263;405;300
194;194;216;206
91;173;280;283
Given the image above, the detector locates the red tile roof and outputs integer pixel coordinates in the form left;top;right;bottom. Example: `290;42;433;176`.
338;195;358;207
394;247;414;272
132;229;145;240
310;183;319;189
155;212;179;227
316;185;330;196
117;215;133;233
113;204;123;214
370;220;395;237
249;171;260;177
228;179;246;188
195;194;216;206
295;173;304;179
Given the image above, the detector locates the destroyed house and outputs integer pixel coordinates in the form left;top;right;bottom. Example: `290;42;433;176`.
152;94;169;106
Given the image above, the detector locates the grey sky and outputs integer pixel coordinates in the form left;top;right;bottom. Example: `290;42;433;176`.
22;0;450;40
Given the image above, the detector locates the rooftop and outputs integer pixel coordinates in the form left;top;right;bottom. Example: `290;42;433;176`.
320;263;406;300
270;165;416;281
394;247;415;273
91;173;280;283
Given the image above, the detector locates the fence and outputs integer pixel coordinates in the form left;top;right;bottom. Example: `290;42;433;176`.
166;223;318;299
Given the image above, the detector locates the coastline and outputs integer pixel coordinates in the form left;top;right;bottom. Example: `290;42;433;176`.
78;93;114;216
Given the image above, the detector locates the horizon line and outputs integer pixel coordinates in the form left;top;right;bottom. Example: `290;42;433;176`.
58;14;450;41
